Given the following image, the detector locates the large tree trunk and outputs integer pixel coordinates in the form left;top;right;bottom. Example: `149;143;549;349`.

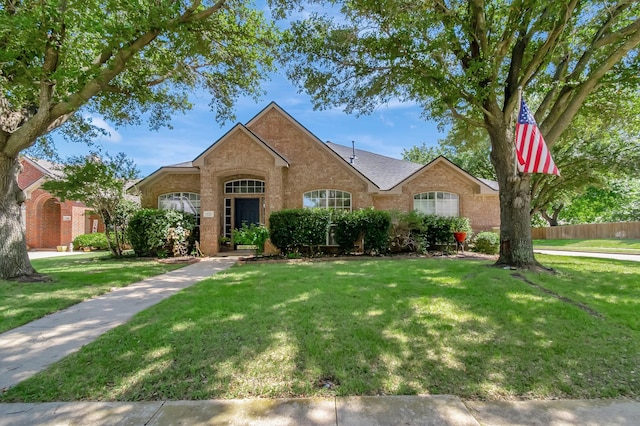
0;155;36;279
488;121;540;269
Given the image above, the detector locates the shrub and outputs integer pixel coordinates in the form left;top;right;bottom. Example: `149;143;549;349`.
127;209;196;257
450;216;472;233
388;210;424;253
269;209;331;255
421;215;454;249
72;233;109;250
232;223;270;254
473;231;500;255
334;208;391;254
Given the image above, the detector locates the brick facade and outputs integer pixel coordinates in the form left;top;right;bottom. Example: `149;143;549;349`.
136;103;500;255
19;157;104;250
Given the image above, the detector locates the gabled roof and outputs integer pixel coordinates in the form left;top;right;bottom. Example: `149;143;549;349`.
133;161;200;191
192;123;289;168
326;142;423;190
22;156;64;178
246;102;380;192
19;156;65;193
134;102;498;195
391;156;499;194
326;143;498;194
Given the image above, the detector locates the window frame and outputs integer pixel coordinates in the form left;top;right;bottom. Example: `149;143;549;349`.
158;192;201;224
303;189;352;246
302;189;352;212
224;179;265;194
413;191;459;217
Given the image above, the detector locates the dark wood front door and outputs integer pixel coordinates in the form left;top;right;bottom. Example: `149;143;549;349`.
234;198;260;228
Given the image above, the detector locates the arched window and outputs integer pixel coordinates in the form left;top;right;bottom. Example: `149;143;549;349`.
303;190;352;212
414;192;459;216
224;179;265;194
159;192;201;223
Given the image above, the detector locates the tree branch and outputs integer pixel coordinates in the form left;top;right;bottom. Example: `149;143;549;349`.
518;0;579;89
544;26;640;145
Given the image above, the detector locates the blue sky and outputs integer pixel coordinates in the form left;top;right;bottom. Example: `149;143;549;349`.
52;72;445;177
49;2;446;178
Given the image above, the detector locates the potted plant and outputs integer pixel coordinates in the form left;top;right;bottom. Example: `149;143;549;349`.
450;216;472;244
218;235;231;251
232;223;270;255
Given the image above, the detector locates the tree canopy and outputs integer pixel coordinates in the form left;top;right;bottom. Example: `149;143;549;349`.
0;0;283;279
282;0;640;268
42;152;139;257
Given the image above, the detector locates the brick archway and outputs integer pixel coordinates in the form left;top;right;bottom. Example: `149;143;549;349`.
41;198;62;248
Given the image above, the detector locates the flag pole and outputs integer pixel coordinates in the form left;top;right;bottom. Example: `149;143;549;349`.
513;86;523;177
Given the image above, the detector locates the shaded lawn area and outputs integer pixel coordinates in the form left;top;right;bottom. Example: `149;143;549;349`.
0;253;186;333
1;255;638;402
533;239;640;254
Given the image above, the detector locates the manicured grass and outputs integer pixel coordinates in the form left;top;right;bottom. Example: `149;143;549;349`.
533;238;640;254
0;253;186;334
2;256;638;402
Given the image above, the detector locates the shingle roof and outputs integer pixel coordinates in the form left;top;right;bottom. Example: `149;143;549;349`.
326;142;499;192
326;142;423;190
26;156;65;178
478;178;499;191
165;161;195;168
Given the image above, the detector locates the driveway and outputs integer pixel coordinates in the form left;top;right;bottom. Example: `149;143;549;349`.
534;249;640;262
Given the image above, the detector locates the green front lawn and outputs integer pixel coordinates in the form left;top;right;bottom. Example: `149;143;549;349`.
2;255;638;402
0;253;186;334
533;238;640;254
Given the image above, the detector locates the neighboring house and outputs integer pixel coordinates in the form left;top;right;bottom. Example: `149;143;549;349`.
18;157;104;250
135;102;500;255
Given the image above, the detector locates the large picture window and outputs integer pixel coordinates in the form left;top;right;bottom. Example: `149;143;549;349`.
414;192;459;217
303;190;352;212
159;192;201;223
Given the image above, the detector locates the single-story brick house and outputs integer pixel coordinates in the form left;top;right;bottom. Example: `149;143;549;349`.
18;157;104;250
135;102;500;255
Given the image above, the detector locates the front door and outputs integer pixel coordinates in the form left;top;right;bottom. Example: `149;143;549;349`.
234;198;260;228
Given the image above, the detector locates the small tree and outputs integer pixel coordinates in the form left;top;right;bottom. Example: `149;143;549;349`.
42;152;139;257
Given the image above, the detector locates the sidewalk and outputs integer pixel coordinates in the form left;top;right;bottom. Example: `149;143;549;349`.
534;249;640;262
2;253;639;425
1;395;639;425
0;257;237;390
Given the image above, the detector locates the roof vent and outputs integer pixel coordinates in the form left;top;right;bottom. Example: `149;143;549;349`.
350;140;357;164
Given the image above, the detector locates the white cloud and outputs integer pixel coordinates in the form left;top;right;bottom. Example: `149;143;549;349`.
379;113;394;127
85;115;122;143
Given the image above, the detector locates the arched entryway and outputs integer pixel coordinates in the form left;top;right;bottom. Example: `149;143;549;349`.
223;179;265;237
41;198;61;248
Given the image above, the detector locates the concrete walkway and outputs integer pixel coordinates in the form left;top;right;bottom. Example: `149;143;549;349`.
0;257;237;390
534;249;640;262
2;252;640;425
1;396;639;425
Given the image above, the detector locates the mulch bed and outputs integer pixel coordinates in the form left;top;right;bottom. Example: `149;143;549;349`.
236;251;498;265
157;257;201;265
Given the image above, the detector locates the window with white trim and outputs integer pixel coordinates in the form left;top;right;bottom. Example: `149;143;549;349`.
303;190;352;246
414;192;459;217
159;192;201;223
225;179;265;194
303;190;352;212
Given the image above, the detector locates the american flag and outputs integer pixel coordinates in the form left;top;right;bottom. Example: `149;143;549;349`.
515;97;560;176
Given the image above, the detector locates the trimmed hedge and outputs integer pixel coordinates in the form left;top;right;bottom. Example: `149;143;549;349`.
473;231;500;255
387;212;473;253
334;208;391;254
269;209;331;255
72;233;109;250
269;208;391;255
127;209;196;257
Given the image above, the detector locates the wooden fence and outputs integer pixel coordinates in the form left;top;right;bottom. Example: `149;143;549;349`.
531;222;640;240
